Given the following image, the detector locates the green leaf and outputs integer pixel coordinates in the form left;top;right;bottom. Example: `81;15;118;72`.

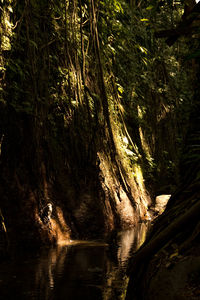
146;5;154;10
169;251;179;259
7;5;13;13
30;40;38;49
136;45;148;54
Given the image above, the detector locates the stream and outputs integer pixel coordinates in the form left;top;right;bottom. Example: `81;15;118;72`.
0;223;150;300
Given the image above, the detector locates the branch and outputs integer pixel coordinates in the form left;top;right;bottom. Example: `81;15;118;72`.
155;2;200;46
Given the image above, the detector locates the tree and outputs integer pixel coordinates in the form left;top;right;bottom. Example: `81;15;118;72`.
126;1;200;298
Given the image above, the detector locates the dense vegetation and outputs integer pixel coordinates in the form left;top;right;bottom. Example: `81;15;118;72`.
0;0;200;298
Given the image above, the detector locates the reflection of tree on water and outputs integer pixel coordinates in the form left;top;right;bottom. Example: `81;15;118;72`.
118;223;149;266
103;223;150;300
34;224;150;300
0;224;150;300
34;246;69;299
107;223;150;266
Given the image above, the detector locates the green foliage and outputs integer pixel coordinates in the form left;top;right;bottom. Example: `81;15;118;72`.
0;0;197;196
96;0;195;193
185;49;200;60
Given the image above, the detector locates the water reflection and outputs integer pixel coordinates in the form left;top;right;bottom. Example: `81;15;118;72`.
0;223;149;300
117;223;149;266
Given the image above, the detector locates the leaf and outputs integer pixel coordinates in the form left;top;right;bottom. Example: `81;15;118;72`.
165;262;171;268
118;85;123;94
137;45;148;54
30;40;38;49
169;251;179;259
146;5;154;10
7;5;13;13
108;44;116;54
142;58;148;65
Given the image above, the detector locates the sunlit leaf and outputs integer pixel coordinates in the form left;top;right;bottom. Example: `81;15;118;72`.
169;251;179;259
118;85;123;94
7;5;13;13
137;45;148;54
146;5;154;10
142;58;148;65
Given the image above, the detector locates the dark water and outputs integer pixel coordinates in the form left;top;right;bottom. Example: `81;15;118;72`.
0;224;149;300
